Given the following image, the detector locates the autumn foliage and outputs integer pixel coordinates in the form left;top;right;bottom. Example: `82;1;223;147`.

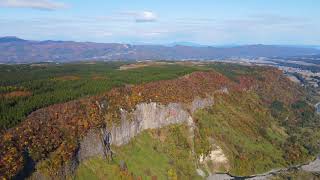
0;67;307;179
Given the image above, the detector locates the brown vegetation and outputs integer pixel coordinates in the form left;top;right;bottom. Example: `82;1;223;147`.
1;91;32;99
53;75;81;81
119;61;170;70
91;75;107;80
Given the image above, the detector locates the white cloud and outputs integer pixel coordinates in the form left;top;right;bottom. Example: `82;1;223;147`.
136;11;157;22
135;11;157;22
97;11;157;23
0;0;67;10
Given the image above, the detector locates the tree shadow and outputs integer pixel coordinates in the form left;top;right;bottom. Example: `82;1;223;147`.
13;150;35;180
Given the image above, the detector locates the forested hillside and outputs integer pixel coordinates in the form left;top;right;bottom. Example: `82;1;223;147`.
0;62;319;179
0;62;199;131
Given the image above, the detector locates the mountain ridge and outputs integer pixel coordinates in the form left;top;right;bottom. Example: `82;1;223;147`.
0;37;319;63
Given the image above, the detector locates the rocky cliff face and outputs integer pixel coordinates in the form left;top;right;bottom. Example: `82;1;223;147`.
111;102;193;146
78;97;214;161
71;96;234;180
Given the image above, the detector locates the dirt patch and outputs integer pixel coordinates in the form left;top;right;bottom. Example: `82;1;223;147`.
91;75;107;80
119;63;150;70
119;61;170;71
84;62;96;65
119;61;208;71
30;63;50;67
176;61;208;66
53;75;81;81
199;146;230;173
2;91;32;98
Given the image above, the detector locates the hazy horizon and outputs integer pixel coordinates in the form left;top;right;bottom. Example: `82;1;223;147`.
1;36;320;48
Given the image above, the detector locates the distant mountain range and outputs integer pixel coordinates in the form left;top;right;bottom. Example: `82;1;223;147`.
0;37;319;63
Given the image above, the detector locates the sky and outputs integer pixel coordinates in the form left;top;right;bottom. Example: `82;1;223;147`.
0;0;319;45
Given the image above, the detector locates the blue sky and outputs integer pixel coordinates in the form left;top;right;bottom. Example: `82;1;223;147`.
0;0;319;45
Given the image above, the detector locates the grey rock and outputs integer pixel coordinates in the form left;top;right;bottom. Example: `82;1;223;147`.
301;157;320;172
196;169;206;177
207;174;234;180
119;160;127;171
190;97;214;113
111;102;196;146
77;129;105;162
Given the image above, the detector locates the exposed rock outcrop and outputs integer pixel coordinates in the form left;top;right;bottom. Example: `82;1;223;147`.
301;156;320;172
190;97;214;114
199;146;230;175
78;97;214;161
77;129;106;162
111;102;193;146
